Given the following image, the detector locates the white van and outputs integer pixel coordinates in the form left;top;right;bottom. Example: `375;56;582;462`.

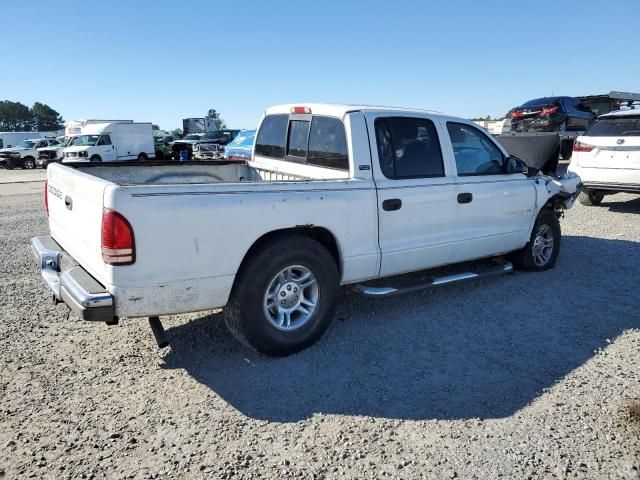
63;122;155;163
65;119;133;136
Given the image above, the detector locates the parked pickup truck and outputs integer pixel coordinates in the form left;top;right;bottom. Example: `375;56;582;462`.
32;104;581;356
1;137;53;169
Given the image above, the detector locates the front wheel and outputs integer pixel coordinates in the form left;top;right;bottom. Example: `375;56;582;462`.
224;234;340;356
510;208;561;271
90;155;102;163
22;157;36;169
578;189;604;206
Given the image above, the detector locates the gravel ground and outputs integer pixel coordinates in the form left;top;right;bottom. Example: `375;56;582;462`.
0;190;639;479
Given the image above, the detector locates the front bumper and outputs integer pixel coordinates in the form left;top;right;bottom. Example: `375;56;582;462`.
31;236;115;322
194;152;224;160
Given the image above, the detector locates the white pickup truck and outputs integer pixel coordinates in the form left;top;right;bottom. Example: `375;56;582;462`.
32;104;580;356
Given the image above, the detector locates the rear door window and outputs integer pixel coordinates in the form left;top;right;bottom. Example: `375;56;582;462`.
255;114;288;158
374;117;444;178
585;116;640;137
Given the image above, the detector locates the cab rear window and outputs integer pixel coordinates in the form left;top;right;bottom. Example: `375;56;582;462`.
255;114;349;170
254;114;288;158
585;116;640;137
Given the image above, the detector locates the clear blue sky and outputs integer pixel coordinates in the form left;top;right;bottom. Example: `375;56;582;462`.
1;0;637;131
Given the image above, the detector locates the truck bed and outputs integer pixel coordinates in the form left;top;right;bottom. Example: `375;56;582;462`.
74;161;310;185
45;160;376;317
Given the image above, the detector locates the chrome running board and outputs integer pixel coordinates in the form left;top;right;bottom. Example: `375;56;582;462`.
354;261;513;297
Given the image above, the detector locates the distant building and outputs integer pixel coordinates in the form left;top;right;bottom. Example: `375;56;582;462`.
472;118;511;135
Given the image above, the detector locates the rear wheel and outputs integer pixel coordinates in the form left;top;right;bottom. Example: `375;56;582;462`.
137;153;148;161
90;155;102;163
23;156;35;169
578;189;604;206
224;234;339;356
510;208;561;271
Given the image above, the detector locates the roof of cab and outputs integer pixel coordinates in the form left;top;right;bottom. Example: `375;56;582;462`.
265;103;443;119
600;109;640;118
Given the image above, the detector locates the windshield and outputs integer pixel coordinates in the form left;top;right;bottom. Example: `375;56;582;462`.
183;134;202;140
16;140;36;149
585;116;640;137
72;135;100;146
203;130;233;140
48;137;67;147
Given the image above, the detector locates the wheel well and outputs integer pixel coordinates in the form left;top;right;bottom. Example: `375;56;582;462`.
240;226;342;276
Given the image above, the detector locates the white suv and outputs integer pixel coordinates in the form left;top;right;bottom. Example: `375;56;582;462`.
568;109;640;206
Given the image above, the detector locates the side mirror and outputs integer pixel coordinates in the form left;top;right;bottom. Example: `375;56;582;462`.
507;155;528;174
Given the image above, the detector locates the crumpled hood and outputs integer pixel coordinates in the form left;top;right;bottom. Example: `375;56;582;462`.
536;172;582;209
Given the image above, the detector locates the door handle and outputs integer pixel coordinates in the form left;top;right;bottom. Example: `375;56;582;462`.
64;195;73;210
382;198;402;211
457;193;473;204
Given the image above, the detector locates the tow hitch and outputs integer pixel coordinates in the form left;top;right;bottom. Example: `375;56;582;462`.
148;316;170;349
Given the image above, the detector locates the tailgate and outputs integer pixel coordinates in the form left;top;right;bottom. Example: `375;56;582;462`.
577;136;640;170
47;163;109;284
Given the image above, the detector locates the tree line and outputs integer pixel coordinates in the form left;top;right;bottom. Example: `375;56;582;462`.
0;100;64;132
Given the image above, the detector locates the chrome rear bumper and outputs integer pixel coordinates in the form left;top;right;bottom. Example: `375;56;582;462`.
31;236;115;322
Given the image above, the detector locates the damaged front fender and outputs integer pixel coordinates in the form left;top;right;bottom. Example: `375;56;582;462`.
533;172;582;212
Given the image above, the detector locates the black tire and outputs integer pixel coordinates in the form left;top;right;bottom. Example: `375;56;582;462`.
560;140;573;160
224;234;340;356
22;156;36;169
90;155;102;163
5;159;15;170
510;208;561;272
578;189;604;206
137;153;148;161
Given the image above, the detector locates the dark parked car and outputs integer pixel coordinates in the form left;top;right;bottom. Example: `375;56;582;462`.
195;129;240;148
510;96;596;133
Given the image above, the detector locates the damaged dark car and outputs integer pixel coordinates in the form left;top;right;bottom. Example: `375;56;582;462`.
510;96;596;132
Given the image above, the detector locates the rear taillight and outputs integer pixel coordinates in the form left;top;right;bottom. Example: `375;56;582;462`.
511;111;525;119
43;180;49;217
573;140;594;152
540;106;559;116
101;208;135;265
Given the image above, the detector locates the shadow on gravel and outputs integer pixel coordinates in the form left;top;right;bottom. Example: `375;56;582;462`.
603;196;640;214
162;235;640;422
